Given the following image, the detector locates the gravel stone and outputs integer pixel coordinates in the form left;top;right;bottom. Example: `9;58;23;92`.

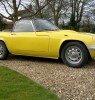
0;55;95;100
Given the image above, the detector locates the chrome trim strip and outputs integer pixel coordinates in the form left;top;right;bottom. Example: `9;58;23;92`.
87;46;95;50
30;20;36;32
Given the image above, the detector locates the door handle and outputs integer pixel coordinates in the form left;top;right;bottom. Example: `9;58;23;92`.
11;33;16;35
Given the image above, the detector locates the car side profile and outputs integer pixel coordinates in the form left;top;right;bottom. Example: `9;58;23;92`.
0;18;95;68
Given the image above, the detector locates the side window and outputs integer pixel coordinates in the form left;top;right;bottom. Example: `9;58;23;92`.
13;20;34;32
33;19;46;31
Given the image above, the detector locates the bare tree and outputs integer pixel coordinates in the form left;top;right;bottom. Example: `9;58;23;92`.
35;0;43;18
20;0;53;19
0;0;95;29
45;0;61;26
0;0;21;22
68;0;94;30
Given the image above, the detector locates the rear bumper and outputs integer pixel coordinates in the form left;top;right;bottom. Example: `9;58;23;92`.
87;45;95;58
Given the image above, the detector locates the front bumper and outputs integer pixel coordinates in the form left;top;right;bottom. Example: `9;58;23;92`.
87;45;95;58
88;46;95;50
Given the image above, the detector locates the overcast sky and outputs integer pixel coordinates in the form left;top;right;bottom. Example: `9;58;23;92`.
0;0;31;17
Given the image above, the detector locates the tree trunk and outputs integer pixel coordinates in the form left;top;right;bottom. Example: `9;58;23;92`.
54;15;59;26
12;0;18;22
69;0;85;30
36;0;43;18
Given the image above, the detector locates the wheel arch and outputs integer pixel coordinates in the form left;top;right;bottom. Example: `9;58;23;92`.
59;40;91;59
0;40;10;53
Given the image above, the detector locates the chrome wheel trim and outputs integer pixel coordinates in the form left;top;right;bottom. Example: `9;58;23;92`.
65;46;83;65
0;45;4;58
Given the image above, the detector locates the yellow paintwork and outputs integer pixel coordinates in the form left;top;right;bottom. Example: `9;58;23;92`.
0;30;95;59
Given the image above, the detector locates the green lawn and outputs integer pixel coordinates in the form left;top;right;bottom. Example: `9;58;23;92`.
0;66;59;100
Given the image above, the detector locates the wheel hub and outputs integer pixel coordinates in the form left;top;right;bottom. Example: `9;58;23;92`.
65;46;82;64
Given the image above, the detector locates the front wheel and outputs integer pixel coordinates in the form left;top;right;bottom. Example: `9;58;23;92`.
61;42;89;68
0;41;9;60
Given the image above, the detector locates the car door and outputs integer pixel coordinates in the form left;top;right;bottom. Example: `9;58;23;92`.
9;20;50;55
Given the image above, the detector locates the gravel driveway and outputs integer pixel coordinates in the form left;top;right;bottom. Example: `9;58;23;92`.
0;55;95;100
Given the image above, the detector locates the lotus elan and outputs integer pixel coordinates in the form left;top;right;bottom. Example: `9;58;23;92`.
0;18;95;68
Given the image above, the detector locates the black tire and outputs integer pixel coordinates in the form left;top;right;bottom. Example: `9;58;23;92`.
61;42;89;68
0;41;9;60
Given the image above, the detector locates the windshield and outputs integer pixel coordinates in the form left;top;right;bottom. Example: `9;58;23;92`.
33;19;59;32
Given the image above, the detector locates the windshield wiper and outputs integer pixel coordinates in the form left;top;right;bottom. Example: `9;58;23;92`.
36;29;59;32
44;29;59;31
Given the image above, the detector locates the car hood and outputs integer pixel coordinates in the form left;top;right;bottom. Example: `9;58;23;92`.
59;30;95;37
55;30;95;42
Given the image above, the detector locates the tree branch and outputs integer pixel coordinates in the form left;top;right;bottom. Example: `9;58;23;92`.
33;0;53;17
20;0;53;19
20;3;33;13
6;0;13;9
17;0;21;9
0;13;12;20
1;1;12;16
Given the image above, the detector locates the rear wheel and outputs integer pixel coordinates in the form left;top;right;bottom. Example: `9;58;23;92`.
0;41;9;60
61;42;89;68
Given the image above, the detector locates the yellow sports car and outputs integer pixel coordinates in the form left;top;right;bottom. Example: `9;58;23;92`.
0;18;95;68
